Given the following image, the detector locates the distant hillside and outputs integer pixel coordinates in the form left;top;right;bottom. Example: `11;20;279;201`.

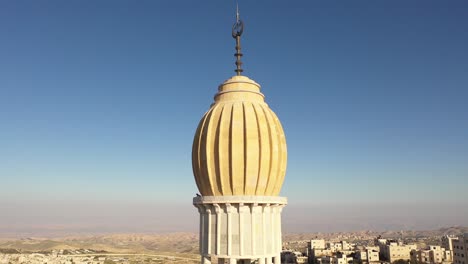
283;226;468;242
0;233;199;255
0;227;466;254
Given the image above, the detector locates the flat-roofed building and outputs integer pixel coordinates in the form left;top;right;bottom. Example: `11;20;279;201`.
318;254;352;264
453;234;468;264
377;239;416;263
357;249;380;263
442;235;458;252
310;240;326;250
282;251;308;264
410;245;452;264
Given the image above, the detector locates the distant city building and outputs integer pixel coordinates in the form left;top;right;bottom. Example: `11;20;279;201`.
327;241;354;252
453;233;468;264
310;240;326;250
442;235;458;252
376;239;416;263
366;246;380;253
283;251;308;264
356;247;380;263
312;249;334;258
410;245;452;264
307;240;363;264
317;253;353;264
308;240;355;262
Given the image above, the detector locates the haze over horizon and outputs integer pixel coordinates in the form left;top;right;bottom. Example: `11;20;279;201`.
1;0;468;235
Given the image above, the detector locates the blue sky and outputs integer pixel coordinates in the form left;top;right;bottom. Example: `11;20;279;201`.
1;1;467;234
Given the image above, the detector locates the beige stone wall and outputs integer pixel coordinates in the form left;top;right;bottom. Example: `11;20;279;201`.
310;240;326;250
386;244;416;262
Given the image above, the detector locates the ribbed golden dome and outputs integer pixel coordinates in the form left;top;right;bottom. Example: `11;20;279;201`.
192;75;287;196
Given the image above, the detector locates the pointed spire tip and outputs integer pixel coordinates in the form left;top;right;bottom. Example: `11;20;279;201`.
232;1;244;75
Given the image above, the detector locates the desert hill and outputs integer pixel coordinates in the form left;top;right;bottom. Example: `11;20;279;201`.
0;227;466;254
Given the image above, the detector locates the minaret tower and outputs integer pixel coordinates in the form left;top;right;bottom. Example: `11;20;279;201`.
192;5;287;264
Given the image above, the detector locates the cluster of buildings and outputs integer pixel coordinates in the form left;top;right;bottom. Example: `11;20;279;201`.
440;234;468;264
410;245;452;264
281;234;468;264
409;234;468;264
299;239;368;264
0;251;195;264
0;252;107;264
375;238;417;263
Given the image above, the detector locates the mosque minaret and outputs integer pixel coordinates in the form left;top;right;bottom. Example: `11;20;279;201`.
192;6;288;264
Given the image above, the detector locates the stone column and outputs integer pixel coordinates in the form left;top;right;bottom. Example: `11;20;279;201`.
226;203;233;256
239;203;246;256
251;203;259;255
263;204;270;255
278;206;284;252
258;257;265;264
205;205;213;255
197;205;204;254
271;205;276;254
276;206;286;264
213;204;221;255
266;257;273;264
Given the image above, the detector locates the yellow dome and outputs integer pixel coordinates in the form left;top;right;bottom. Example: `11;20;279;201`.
192;75;287;196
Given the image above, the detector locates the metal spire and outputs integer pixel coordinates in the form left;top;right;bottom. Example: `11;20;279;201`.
232;1;244;75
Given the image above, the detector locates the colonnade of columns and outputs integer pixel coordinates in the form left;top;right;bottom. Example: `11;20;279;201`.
193;196;287;264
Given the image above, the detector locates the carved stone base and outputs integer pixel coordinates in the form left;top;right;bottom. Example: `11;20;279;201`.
193;196;287;263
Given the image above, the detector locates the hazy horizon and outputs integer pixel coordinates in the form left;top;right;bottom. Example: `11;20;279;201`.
1;200;467;237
